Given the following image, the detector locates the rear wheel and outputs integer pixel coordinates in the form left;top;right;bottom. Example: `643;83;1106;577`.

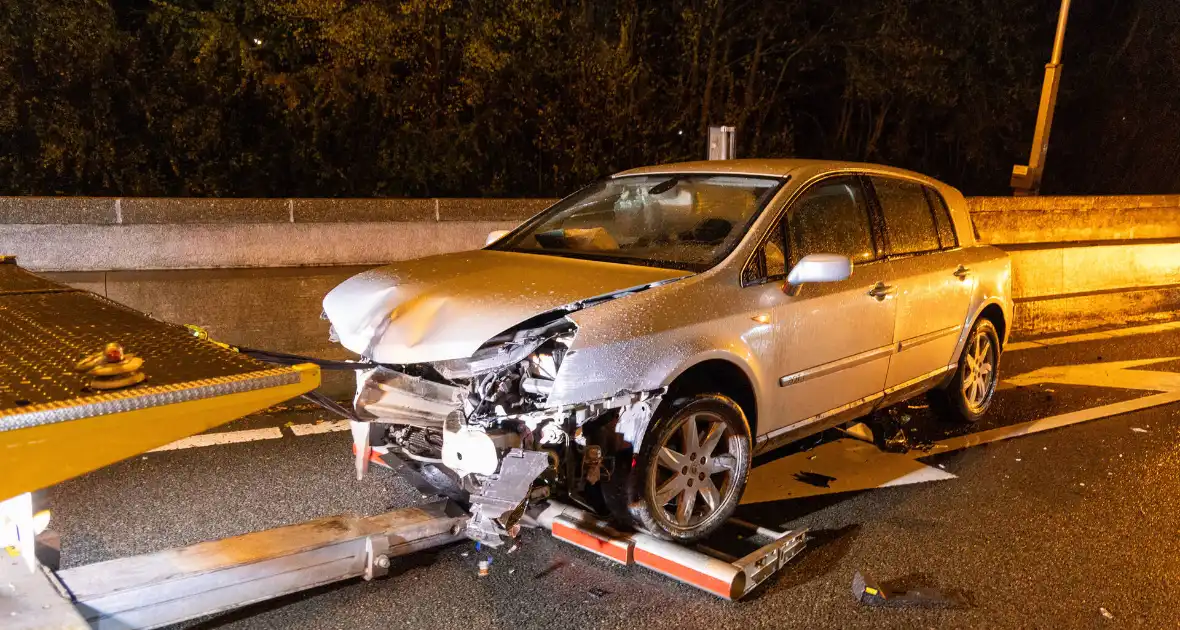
930;318;1001;423
610;394;751;542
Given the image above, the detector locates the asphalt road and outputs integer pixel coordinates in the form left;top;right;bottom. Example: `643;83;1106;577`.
48;325;1180;629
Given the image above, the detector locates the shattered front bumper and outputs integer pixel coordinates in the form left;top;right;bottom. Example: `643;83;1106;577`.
353;367;462;429
350;364;665;546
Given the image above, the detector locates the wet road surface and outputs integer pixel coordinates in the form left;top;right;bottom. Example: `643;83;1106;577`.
48;325;1180;629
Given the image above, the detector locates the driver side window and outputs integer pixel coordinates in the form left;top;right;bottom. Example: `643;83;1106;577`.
785;176;876;267
742;175;877;287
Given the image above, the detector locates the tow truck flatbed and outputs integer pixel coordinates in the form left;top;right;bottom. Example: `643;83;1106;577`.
0;258;320;500
0;258;805;628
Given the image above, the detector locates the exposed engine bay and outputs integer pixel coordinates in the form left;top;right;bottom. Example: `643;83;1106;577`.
348;314;663;547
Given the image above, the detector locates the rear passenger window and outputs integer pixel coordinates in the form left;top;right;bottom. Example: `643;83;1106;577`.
786;176;876;266
924;187;958;249
871;177;940;255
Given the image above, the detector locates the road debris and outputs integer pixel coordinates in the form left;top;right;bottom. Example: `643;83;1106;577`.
851;571;968;608
1099;607;1114;620
1131;427;1148;433
589;587;610;598
794;471;837;488
841;422;875;443
882;428;910;453
533;559;567;579
478;559;490;577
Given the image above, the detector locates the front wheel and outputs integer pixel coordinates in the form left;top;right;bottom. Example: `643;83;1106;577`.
929;318;1001;423
608;394;752;542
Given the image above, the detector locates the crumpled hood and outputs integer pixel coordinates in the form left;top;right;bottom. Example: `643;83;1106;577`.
323;250;690;364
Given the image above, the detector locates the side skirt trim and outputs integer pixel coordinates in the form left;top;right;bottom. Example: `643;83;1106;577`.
778;345;894;387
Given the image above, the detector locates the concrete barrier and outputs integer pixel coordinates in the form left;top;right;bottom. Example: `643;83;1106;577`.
2;194;1178;395
968;195;1180;335
0;196;551;397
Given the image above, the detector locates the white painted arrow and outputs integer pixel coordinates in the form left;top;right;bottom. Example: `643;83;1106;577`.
933;356;1180;454
742;356;1180;505
1000;356;1180;392
741;438;957;504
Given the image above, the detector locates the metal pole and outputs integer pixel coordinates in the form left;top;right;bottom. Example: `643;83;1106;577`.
708;126;736;160
1050;0;1071;65
1011;0;1071;195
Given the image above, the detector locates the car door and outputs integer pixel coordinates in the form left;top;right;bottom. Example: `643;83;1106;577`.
867;176;975;393
743;174;897;447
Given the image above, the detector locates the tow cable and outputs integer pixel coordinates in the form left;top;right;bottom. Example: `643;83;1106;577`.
184;324;374;420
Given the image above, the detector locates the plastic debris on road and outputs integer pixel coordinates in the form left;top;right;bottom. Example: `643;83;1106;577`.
851;571;969;608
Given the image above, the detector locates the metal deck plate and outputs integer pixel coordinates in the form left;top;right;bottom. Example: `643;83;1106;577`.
0;261;320;499
0;263;296;427
0;262;72;296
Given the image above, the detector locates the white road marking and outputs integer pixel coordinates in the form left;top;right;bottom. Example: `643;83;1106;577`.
148;320;1180;455
288;420;351;436
744;355;1180;504
929;391;1180;455
150;420;350;452
1007;319;1180;352
933;356;1180;455
1000;356;1180;391
743;438;958;504
150;427;283;452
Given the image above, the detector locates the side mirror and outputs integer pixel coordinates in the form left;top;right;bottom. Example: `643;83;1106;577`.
485;230;510;246
785;253;853;287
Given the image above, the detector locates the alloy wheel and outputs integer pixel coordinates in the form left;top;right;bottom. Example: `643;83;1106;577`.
650;411;738;529
961;329;997;412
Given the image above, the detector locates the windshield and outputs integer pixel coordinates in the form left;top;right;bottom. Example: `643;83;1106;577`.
491;174;784;271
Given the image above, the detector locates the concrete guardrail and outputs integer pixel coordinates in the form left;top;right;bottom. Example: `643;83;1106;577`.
2;194;1178;395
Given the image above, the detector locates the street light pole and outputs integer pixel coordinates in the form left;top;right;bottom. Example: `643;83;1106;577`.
1011;0;1072;196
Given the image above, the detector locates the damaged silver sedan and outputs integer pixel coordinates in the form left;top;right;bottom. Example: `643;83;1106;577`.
322;159;1013;546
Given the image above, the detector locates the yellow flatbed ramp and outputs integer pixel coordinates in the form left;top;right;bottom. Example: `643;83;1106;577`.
0;259;474;630
0;258;320;500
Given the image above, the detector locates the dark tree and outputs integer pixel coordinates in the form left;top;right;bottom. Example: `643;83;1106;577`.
0;0;1174;197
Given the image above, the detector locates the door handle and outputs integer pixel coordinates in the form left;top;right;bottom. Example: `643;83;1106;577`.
867;282;896;301
953;265;972;279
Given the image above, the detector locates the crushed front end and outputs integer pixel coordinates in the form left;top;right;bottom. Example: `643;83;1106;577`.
347;315;661;547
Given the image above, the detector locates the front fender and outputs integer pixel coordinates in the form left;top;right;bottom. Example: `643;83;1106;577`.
546;277;770;411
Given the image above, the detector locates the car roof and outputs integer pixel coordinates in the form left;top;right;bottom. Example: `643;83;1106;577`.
613;158;940;183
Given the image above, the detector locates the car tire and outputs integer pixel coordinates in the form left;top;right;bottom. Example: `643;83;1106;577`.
929;318;1002;424
606;394;752;543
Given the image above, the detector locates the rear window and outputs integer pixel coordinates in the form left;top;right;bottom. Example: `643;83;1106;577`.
870;176;940;256
924;187;958;249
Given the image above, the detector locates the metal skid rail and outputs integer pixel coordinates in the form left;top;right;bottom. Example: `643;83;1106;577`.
529;501;807;601
2;500;467;630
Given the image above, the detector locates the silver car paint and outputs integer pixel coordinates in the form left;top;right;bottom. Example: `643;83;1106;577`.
322;250;688;365
545;161;1010;450
327;159;1012;454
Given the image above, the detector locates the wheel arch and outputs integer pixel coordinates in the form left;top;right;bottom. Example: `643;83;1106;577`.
974;300;1009;349
663;356;759;439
